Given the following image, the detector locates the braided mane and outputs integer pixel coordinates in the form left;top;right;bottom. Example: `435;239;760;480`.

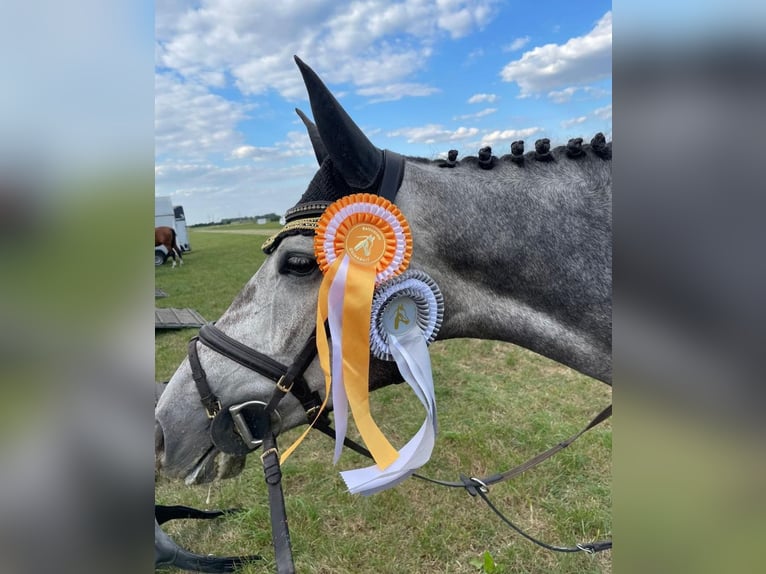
409;132;612;168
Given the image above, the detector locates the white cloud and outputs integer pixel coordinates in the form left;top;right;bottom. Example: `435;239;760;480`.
230;131;316;161
231;145;263;159
453;108;497;121
155;158;320;224
450;126;481;140
436;0;497;38
500;11;612;95
561;116;588;129
557;104;612;132
467;93;498;104
156;160;315;192
356;82;440;103
481;126;543;146
548;86;579;104
387;124;479;144
155;72;249;160
155;162;219;178
548;85;611;103
463;47;485;65
157;0;501;98
231;145;275;161
593;104;612;120
504;36;530;51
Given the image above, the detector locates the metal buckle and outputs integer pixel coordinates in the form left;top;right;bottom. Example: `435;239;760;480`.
260;447;279;463
305;405;321;422
469;477;489;493
276;375;293;393
206;400;222;419
229;401;282;449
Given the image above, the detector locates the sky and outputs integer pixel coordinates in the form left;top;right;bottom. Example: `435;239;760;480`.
155;0;612;225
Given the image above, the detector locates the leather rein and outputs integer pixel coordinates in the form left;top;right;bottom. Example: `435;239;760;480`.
184;149;611;572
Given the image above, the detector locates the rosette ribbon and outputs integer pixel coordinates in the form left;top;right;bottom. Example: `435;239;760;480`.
340;270;443;495
312;194;412;470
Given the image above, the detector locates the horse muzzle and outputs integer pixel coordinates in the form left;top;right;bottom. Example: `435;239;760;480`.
155;415;247;485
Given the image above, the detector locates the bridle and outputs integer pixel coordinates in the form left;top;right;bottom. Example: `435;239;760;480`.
174;149;611;573
189;324;322;453
187;323;323;574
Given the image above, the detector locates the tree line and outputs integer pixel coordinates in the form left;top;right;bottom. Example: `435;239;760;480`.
190;213;281;228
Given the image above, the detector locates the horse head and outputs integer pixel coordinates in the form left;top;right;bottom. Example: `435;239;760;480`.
155;58;408;483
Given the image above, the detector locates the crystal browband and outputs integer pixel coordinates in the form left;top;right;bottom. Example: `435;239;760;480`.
261;217;321;254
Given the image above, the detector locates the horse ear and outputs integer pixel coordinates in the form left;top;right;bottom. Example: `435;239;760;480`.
294;56;383;190
295;108;328;166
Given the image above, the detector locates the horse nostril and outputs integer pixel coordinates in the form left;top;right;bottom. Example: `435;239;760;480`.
155;420;165;455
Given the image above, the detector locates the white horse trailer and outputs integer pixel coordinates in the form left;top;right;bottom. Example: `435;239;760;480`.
155;196;191;252
172;205;191;252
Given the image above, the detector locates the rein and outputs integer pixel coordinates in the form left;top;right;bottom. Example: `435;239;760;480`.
309;401;613;555
413;405;612;554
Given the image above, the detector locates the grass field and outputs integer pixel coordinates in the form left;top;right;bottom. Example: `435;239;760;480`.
155;226;612;574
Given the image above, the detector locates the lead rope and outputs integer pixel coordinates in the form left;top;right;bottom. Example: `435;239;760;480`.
318;403;612;555
472;485;612;554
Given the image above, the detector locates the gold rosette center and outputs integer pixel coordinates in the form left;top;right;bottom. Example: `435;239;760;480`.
344;223;387;266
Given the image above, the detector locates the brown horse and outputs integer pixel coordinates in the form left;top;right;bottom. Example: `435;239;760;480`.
155;226;183;267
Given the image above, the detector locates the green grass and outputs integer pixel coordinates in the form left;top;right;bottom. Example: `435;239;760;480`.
156;228;612;573
155;230;270;381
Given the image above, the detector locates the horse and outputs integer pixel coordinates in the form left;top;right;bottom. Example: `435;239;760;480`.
155;226;183;268
155;56;611;490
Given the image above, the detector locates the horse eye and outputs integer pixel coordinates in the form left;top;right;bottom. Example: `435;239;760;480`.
281;253;318;276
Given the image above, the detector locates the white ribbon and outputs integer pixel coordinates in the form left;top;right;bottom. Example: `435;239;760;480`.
340;327;437;495
328;255;350;463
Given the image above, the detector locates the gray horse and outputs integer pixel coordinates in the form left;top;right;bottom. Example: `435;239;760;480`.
155;57;611;485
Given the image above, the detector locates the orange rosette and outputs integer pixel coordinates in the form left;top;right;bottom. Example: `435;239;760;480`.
314;193;412;284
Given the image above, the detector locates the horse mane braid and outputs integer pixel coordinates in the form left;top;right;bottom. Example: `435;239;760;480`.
566;138;584;158
589;133;611;159
534;138;553;162
478;146;495;170
413;132;611;167
510;140;525;164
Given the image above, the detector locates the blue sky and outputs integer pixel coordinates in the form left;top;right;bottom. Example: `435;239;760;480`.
156;1;612;225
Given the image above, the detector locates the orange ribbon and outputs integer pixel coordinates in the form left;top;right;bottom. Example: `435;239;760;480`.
338;255;398;469
278;253;339;464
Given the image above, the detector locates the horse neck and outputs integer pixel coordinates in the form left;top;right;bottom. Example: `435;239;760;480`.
397;158;612;384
